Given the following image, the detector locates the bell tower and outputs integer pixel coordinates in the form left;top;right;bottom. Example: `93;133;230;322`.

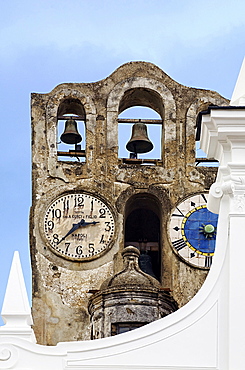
30;62;228;345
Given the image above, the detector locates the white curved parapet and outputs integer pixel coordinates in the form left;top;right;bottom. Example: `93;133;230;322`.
0;239;228;369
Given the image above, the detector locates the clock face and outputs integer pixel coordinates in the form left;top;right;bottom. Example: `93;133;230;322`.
43;193;115;261
169;193;218;269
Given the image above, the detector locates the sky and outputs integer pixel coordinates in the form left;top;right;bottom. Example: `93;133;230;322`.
1;0;245;324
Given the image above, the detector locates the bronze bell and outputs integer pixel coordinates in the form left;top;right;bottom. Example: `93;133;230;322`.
126;122;153;154
60;119;82;144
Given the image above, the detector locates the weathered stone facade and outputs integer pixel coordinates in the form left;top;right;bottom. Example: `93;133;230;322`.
30;61;228;345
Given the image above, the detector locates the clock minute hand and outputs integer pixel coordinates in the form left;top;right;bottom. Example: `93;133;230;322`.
57;219;86;245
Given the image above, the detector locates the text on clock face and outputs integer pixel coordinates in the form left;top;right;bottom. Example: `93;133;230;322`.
63;214;98;219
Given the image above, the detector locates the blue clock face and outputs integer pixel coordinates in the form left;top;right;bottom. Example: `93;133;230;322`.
170;194;219;269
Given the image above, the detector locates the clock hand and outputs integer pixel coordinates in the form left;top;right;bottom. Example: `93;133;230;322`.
81;220;99;226
58;219;99;244
58;220;84;244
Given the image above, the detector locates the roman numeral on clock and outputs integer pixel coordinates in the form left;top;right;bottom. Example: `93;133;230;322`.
205;256;213;268
172;238;187;251
172;207;185;217
201;193;207;203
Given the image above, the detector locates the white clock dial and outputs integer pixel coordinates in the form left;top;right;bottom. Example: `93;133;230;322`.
169;193;218;269
43;193;115;261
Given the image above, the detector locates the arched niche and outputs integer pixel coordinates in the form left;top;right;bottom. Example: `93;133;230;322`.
118;105;161;160
57;98;86;162
186;96;228;166
124;193;162;280
118;87;164;117
45;88;96;177
57;98;86;118
106;77;176;164
118;87;163;160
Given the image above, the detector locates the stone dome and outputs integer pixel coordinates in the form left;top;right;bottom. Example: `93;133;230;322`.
100;246;161;290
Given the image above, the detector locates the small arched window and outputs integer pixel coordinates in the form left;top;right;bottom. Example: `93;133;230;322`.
57;98;86;162
118;106;161;161
118;88;164;164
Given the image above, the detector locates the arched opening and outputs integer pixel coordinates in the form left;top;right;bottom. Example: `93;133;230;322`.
57;98;86;162
195;103;219;167
118;88;163;162
124;194;161;280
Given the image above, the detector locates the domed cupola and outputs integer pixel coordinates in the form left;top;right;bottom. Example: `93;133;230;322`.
88;246;178;339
